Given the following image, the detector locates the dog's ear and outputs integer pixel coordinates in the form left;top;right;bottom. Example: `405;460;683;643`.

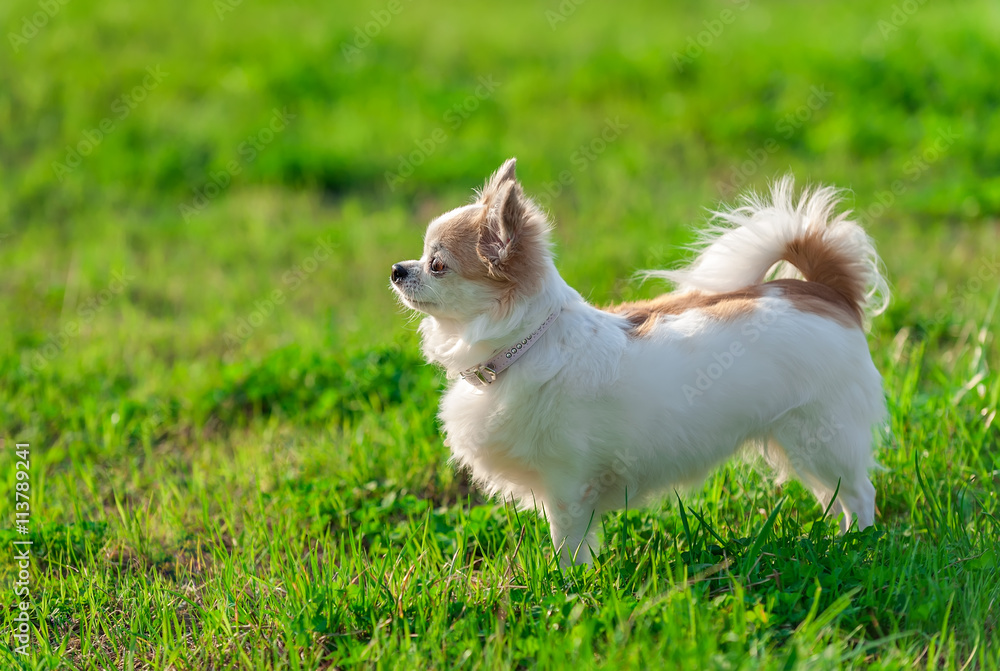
477;157;517;204
478;178;526;272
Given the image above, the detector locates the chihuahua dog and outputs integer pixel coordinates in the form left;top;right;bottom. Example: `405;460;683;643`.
391;158;887;566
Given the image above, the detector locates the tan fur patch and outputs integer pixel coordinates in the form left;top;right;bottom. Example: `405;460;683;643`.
478;158;518;202
473;160;552;298
488;204;551;305
429;207;490;281
426;181;551;313
781;229;866;324
608;278;859;338
768;279;861;328
607;287;763;338
474;166;551;308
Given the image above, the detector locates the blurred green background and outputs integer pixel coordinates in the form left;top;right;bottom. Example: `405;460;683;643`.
2;0;998;370
1;0;999;667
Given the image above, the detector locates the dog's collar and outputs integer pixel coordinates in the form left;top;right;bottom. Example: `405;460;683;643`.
460;310;560;388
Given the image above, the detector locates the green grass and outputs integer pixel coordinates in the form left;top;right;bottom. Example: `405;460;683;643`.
1;0;999;667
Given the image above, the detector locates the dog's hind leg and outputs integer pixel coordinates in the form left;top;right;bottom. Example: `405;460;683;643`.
833;475;876;531
769;409;878;532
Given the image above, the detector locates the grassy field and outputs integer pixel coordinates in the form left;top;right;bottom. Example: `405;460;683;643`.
1;0;999;668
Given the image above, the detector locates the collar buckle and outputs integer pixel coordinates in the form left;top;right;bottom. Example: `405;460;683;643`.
472;365;497;385
461;365;497;386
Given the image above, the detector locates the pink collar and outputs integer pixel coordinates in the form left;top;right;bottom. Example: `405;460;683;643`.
460;310;560;388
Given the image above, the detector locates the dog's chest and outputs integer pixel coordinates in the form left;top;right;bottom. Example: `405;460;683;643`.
438;381;547;466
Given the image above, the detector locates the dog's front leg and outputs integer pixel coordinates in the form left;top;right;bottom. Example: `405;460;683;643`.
545;499;599;568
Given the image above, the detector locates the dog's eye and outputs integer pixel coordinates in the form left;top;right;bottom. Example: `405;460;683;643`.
430;258;447;274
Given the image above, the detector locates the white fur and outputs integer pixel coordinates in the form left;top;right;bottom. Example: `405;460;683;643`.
397;175;888;567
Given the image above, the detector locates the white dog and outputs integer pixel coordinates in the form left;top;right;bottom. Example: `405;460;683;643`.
391;158;887;566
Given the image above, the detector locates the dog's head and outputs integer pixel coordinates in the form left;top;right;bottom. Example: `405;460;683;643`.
390;158;552;322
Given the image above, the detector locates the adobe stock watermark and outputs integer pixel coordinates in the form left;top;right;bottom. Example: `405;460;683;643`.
21;270;135;375
223;236;335;350
567;449;641;518
10;441;34;657
214;0;244;20
856;127;960;227
716;85;833;193
7;0;70;53
51;66;168;182
545;0;587;29
340;0;412;62
683;299;790;405
877;0;929;38
533;116;629;209
929;253;999;327
179;107;295;221
384;76;501;192
672;0;751;72
782;413;845;476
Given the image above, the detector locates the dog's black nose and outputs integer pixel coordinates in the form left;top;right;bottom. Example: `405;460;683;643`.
391;263;408;284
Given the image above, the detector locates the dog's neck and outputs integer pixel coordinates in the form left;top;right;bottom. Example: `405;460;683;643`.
419;267;578;377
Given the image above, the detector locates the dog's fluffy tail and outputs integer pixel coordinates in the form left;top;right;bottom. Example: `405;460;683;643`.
648;176;888;322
